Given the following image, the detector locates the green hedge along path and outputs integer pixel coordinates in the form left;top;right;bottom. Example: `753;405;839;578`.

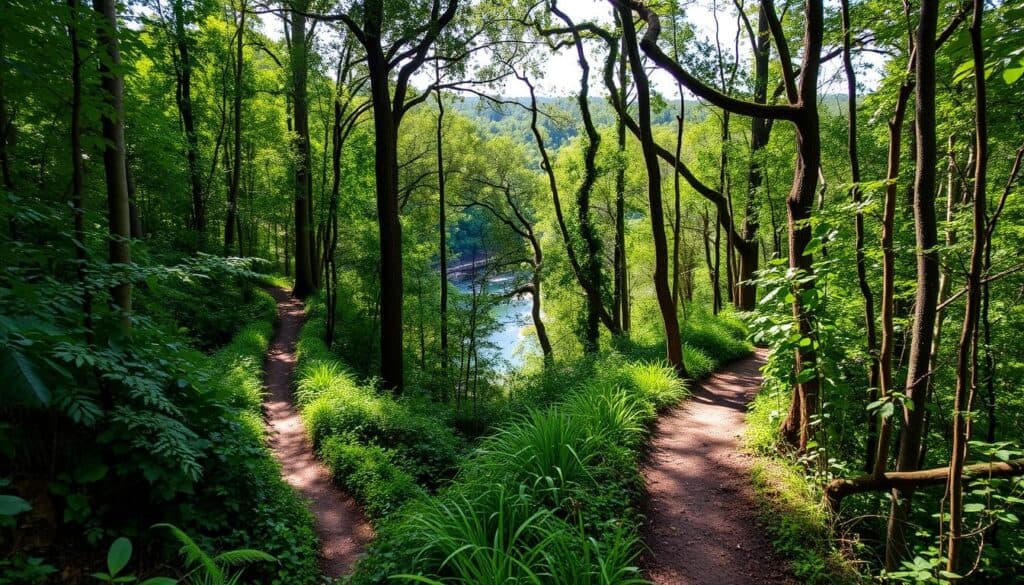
263;287;373;577
642;348;795;584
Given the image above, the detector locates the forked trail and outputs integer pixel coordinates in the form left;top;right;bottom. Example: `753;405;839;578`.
642;348;795;585
263;287;372;577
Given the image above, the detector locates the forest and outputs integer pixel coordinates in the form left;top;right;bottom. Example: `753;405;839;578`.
1;0;1023;583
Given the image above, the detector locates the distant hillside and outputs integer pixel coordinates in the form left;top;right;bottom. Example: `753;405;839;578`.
447;93;850;147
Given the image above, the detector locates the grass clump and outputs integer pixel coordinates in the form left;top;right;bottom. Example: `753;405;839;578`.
349;350;677;585
624;361;689;409
681;308;752;366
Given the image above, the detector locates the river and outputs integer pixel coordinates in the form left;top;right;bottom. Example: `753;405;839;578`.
450;272;535;371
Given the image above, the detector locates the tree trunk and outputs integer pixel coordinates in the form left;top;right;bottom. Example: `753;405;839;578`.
886;0;941;568
874;85;910;476
672;98;684;311
825;459;1024;512
946;0;987;570
613;35;630;332
290;1;316;298
170;0;205;244
93;0;132;332
225;1;244;256
618;6;686;377
840;0;881;474
737;6;770;311
776;0;823;453
366;47;404;394
67;0;93;343
436;83;449;384
549;5;606;353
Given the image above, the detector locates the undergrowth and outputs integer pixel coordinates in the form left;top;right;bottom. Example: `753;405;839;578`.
291;294;753;584
746;375;868;584
187;287;320;585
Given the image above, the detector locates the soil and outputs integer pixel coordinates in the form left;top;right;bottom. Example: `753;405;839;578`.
641;348;796;585
263;287;373;578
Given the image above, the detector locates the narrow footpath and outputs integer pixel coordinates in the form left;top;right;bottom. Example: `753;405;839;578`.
263;287;372;578
641;348;795;585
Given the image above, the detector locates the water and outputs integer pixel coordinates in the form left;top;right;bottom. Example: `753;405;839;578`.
450;273;535;371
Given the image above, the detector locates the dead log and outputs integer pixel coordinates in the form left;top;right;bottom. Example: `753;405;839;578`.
825;458;1024;512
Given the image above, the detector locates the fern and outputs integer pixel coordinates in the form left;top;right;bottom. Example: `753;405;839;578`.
153;523;276;585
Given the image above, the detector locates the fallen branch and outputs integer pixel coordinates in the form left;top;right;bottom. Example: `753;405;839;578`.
824;459;1024;512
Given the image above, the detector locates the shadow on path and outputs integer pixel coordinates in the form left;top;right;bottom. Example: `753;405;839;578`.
641;348;795;585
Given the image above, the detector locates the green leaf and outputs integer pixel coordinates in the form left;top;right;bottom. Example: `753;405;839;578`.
0;494;31;516
1004;65;1024;85
0;346;50;406
963;502;985;513
953;59;975;83
107;537;132;577
139;578;177;585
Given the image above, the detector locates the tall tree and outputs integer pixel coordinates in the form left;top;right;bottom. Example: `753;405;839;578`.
615;4;686;377
885;0;941;568
289;0;316;298
224;0;246;256
946;0;987;570
157;0;206;245
615;0;823;447
93;0;132;332
322;0;459;393
548;2;610;353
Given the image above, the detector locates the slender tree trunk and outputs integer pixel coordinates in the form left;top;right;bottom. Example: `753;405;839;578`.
613;37;630;332
549;5;605;353
290;1;316;298
530;273;552;360
672;98;684;311
366;45;404;394
618;6;686;377
436;82;449;384
886;0;941;568
946;0;987;570
737;6;770;311
68;0;93;344
777;0;824;453
169;0;205;245
93;0;132;332
225;1;245;256
1;27;16;240
126;157;142;239
840;0;881;474
874;86;910;477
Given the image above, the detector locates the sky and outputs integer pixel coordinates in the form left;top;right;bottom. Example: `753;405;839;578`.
257;0;883;101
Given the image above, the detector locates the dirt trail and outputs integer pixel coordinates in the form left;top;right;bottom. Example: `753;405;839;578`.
263;287;372;578
641;348;794;585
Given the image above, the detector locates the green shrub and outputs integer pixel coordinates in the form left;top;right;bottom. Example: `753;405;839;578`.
319;439;425;518
566;382;653;450
378;485;647;585
302;385;463;487
473;409;599;509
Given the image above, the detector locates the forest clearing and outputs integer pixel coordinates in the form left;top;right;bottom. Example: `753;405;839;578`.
2;0;1023;583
